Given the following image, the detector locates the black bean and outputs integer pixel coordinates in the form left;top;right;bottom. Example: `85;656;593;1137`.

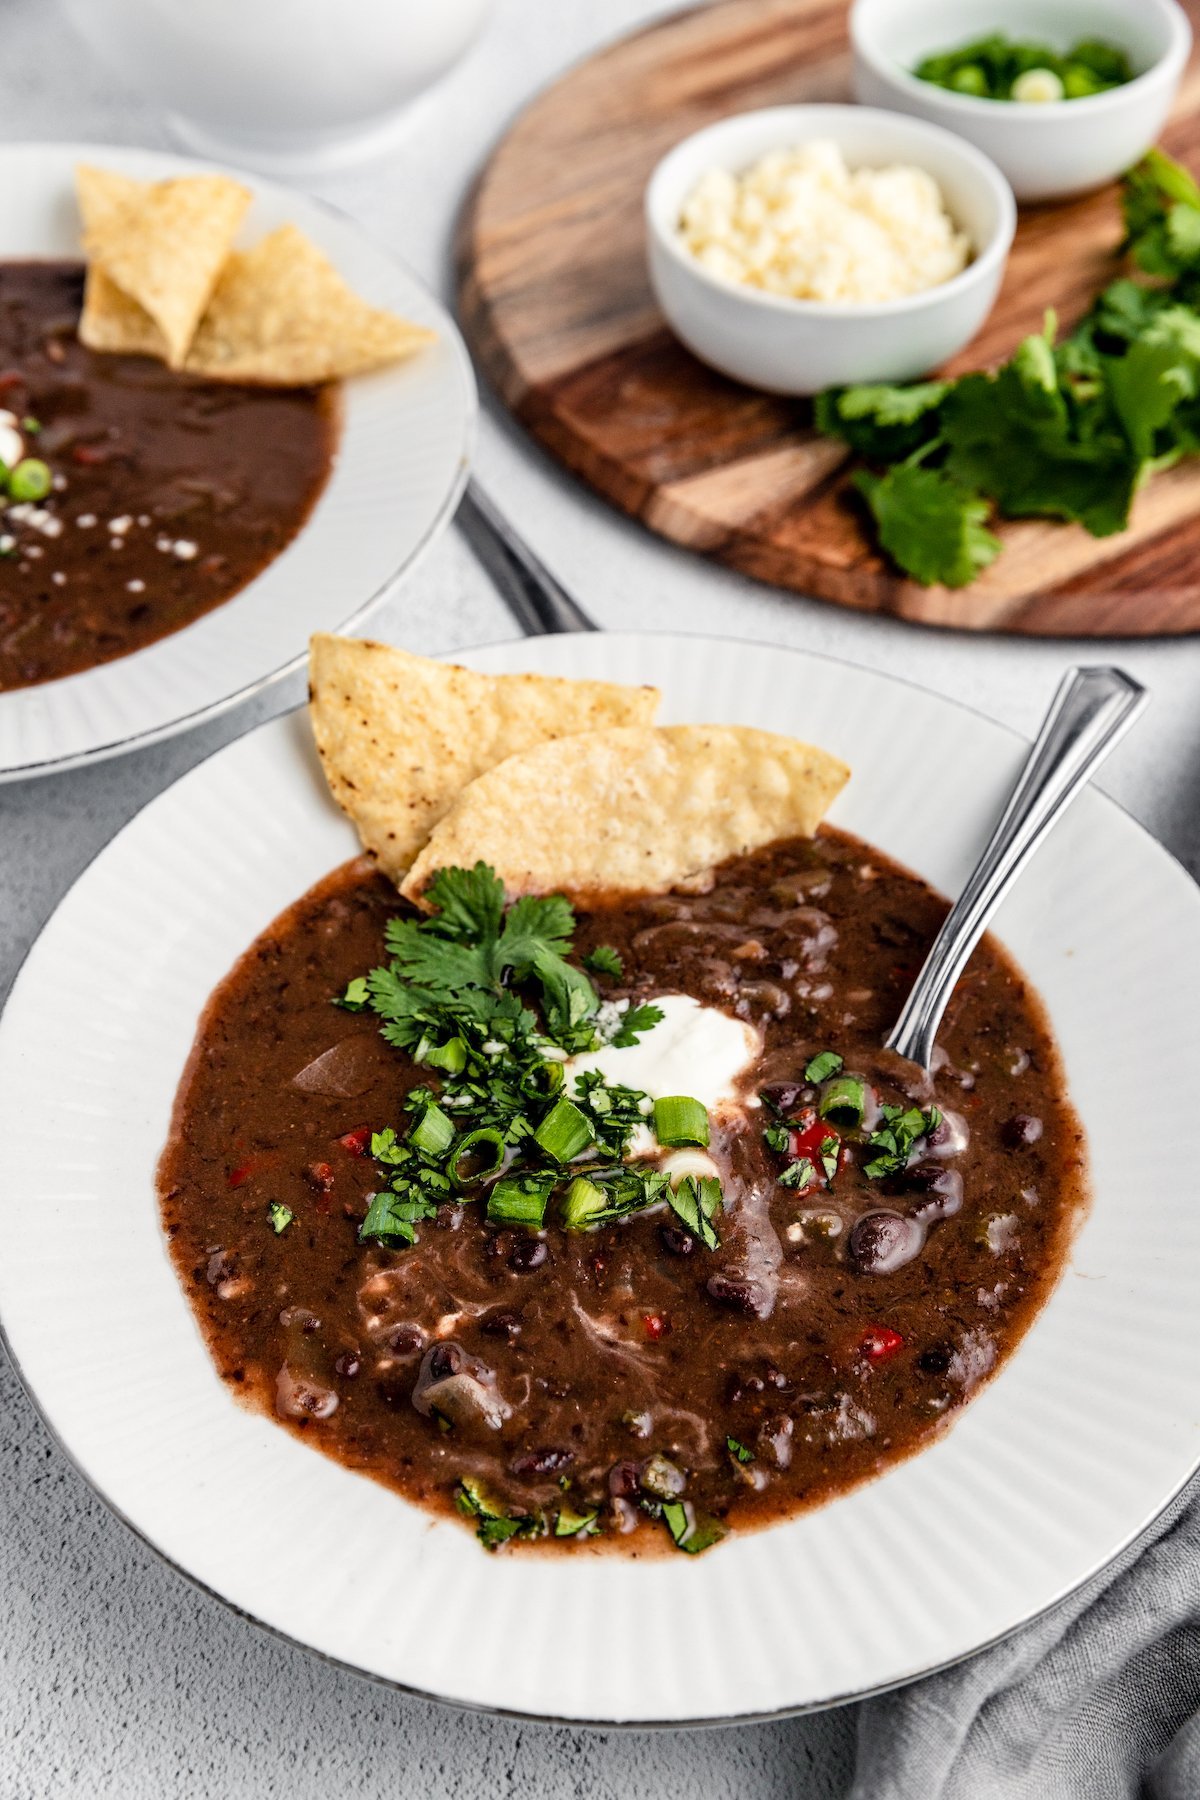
847;1210;925;1275
511;1446;574;1479
481;1309;523;1342
706;1271;773;1318
608;1459;641;1498
427;1342;462;1382
917;1346;952;1376
659;1224;695;1257
333;1352;360;1379
508;1237;549;1273
385;1324;425;1358
1004;1114;1043;1148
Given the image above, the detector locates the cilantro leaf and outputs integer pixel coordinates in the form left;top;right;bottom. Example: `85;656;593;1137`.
610;1000;664;1047
726;1435;754;1465
941;334;1141;538
421;862;505;944
816;380;948;462
584;945;623;979
854;463;1002;588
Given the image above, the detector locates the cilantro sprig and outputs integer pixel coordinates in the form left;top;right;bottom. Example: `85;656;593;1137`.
816;151;1200;589
345;865;718;1251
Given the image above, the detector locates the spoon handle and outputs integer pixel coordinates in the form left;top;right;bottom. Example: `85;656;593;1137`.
885;666;1148;1071
457;478;597;635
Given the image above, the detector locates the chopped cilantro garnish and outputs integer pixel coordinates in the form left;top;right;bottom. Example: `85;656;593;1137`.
335;975;369;1011
778;1156;816;1191
344;866;669;1251
267;1202;293;1234
861;1104;940;1180
610;1001;665;1047
667;1174;722;1250
763;1123;790;1154
804;1050;844;1084
584;945;623;979
455;1478;541;1551
726;1435;754;1465
358;1188;439;1248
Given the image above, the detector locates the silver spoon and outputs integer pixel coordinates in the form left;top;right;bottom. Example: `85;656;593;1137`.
886;665;1148;1072
454;492;1148;1074
456;478;597;634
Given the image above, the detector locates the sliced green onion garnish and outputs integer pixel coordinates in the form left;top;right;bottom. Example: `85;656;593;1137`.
419;1035;467;1075
7;458;51;503
805;1050;843;1084
487;1173;555;1229
560;1175;608;1231
653;1095;710;1148
660;1500;725;1555
667;1174;722;1249
449;1127;507;1188
554;1504;599;1538
267;1201;293;1234
408;1101;455;1156
533;1096;595;1163
818;1073;867;1129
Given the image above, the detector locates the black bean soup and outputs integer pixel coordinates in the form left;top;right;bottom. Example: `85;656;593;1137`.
0;262;337;690
159;829;1085;1555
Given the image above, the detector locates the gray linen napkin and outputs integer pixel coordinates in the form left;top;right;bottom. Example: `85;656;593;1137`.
849;1469;1200;1800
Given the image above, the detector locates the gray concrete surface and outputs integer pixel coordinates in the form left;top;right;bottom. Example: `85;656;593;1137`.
2;0;1199;1792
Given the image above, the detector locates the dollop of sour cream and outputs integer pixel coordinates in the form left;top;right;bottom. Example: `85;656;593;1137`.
565;994;760;1168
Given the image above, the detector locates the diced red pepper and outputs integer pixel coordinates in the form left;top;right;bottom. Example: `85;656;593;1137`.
337;1125;373;1156
305;1161;336;1194
71;441;119;466
788;1116;836;1164
859;1326;904;1364
643;1313;669;1341
0;371;23;393
227;1159;256;1189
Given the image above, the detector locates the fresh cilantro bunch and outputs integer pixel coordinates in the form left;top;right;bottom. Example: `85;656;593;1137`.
339;864;720;1251
815;150;1200;589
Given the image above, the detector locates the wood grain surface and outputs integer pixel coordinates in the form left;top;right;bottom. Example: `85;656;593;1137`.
458;0;1200;636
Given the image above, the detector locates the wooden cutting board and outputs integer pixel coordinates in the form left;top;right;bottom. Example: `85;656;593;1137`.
458;0;1200;636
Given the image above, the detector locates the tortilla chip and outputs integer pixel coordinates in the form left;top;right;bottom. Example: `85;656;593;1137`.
79;265;169;359
186;225;434;385
77;165;252;367
401;726;850;905
309;636;661;883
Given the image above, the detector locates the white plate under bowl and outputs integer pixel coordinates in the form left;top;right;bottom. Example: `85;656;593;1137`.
1;633;1198;1725
0;143;475;781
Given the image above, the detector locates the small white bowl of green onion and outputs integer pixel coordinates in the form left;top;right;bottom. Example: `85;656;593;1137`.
851;0;1191;202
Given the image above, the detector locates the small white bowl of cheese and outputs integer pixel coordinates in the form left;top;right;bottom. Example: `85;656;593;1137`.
645;104;1015;395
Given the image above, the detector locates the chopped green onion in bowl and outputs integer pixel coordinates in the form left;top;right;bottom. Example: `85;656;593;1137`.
913;33;1135;104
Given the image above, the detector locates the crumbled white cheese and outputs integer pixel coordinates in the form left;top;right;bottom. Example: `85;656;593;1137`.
126;579;146;594
678;140;971;304
173;538;198;561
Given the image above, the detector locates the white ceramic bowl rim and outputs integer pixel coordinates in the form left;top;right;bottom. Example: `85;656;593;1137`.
850;0;1192;122
645;103;1017;320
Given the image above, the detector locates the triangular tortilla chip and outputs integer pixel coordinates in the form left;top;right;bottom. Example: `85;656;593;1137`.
309;635;661;883
186;226;435;385
401;726;850;905
77;164;251;367
79;264;169;360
